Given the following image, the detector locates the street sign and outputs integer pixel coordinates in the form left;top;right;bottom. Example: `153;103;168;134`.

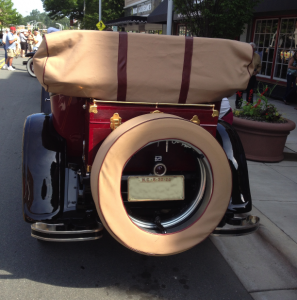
96;21;106;31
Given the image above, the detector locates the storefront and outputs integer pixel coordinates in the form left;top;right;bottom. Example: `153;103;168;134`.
147;0;190;36
251;16;297;85
106;0;162;33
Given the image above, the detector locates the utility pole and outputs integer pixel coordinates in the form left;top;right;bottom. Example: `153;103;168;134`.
99;0;102;21
166;0;173;35
84;0;86;24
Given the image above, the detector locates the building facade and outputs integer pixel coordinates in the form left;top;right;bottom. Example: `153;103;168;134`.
106;0;163;33
247;1;297;86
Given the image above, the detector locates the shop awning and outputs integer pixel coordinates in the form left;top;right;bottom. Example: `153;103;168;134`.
147;0;169;24
106;16;147;26
147;0;183;24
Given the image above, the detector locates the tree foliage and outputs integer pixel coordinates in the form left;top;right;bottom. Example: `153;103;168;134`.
0;0;22;27
18;9;70;29
41;0;124;29
173;0;260;39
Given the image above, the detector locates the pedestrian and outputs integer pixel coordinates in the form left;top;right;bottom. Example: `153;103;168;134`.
2;27;18;71
283;50;297;105
32;30;42;49
219;97;233;125
15;32;21;58
19;30;27;58
235;42;262;108
27;30;34;52
2;29;8;63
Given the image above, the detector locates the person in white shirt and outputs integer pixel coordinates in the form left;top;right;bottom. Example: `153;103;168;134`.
2;29;8;62
219;97;233;125
15;32;21;58
33;30;42;49
19;30;27;57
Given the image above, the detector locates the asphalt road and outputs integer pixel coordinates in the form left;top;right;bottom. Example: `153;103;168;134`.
0;48;252;300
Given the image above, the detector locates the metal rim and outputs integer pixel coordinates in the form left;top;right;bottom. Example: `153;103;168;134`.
126;139;213;230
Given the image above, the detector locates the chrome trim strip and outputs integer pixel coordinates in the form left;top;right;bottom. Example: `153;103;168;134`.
31;234;102;242
93;99;215;109
31;222;103;234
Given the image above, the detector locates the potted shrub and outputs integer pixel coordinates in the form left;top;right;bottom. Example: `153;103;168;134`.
233;85;296;162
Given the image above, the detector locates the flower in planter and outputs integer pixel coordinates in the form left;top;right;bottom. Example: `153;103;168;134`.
233;84;286;123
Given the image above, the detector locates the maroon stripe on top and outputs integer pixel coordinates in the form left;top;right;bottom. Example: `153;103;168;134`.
178;37;194;104
117;32;128;101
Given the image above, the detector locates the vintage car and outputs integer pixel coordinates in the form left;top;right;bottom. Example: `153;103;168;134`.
22;31;259;256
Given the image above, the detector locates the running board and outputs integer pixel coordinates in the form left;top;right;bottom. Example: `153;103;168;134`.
31;222;103;242
212;215;260;236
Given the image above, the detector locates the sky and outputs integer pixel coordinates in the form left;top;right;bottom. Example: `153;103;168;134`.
12;0;44;17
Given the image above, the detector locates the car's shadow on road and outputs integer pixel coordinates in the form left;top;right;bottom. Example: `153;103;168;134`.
0;214;250;299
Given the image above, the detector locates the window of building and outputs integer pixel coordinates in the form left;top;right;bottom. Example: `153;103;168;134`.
274;18;297;80
253;17;297;82
177;25;191;37
253;19;278;78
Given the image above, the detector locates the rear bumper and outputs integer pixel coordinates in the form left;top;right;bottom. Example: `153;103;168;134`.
212;215;260;236
31;222;104;242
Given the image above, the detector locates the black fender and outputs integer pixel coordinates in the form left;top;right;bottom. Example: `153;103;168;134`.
216;120;252;214
22;114;66;223
25;52;35;57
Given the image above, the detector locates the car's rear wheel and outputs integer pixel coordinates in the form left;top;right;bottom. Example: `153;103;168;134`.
91;113;232;256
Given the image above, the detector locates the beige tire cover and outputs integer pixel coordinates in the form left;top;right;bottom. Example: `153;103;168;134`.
91;113;232;256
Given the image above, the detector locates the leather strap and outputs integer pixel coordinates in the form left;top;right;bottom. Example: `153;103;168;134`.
117;32;128;101
178;37;193;104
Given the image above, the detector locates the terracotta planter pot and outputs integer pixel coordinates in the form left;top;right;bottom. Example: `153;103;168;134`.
233;117;296;162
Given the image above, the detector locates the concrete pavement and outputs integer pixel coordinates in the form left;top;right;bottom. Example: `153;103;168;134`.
211;94;297;300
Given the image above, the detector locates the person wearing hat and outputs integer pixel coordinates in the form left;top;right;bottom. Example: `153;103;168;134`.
2;27;18;71
2;29;9;63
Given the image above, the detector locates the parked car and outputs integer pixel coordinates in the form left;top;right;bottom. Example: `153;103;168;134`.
22;31;259;256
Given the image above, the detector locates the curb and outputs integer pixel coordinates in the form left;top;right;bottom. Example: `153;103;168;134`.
210;206;297;295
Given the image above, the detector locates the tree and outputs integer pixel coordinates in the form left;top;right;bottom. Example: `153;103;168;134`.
0;0;22;27
18;9;70;29
173;0;260;39
41;0;124;30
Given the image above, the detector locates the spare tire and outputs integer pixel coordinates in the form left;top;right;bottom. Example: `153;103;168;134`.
91;113;232;255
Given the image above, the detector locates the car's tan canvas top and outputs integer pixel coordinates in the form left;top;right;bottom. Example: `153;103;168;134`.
34;31;253;104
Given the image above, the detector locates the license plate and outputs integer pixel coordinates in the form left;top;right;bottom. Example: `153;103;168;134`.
128;176;184;202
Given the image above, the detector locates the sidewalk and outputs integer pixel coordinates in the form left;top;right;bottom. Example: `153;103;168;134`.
211;94;297;300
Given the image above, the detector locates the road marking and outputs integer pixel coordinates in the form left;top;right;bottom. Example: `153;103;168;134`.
0;60;5;69
0;58;4;62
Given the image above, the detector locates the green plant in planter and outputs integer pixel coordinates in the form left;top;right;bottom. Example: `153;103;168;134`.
234;85;287;123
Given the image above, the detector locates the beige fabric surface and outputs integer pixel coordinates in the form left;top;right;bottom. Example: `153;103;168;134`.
90;114;232;256
34;31;253;104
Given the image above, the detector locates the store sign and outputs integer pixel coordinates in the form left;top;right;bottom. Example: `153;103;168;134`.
138;3;151;13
